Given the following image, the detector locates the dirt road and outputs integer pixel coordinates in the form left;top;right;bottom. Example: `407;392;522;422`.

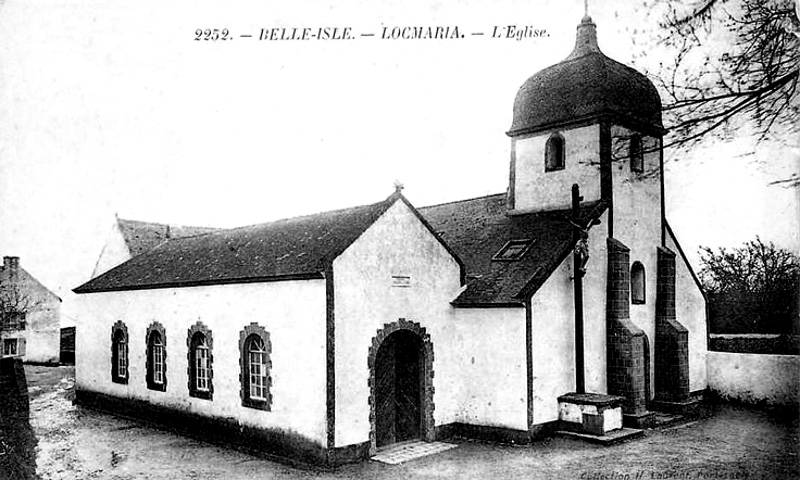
26;365;799;480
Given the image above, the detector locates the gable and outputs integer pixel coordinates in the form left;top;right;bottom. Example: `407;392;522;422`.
336;199;463;278
91;220;133;278
0;266;61;305
91;218;221;279
118;218;220;257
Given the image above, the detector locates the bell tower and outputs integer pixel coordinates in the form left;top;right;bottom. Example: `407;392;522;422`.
506;15;664;220
507;14;694;427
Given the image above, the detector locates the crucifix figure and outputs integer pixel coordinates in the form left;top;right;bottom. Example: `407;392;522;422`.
570;217;600;276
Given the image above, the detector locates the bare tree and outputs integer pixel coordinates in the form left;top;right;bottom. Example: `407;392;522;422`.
638;0;799;186
0;280;34;334
699;236;800;293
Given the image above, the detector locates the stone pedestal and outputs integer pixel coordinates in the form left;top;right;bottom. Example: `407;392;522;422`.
557;392;624;436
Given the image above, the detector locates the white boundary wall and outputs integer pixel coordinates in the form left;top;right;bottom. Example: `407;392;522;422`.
707;352;799;406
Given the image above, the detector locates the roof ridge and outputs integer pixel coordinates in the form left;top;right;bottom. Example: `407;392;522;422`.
208;196;394;236
419;192;506;210
117;217;220;231
133;196;396;247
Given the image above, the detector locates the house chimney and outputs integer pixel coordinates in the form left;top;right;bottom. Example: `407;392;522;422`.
3;256;19;282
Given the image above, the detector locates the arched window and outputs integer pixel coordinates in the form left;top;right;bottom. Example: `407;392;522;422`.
146;322;167;392
111;320;128;384
545;133;565;172
239;323;272;410
187;322;213;400
630;134;644;173
631;261;646;304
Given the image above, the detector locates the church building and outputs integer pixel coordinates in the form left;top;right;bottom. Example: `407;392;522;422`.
74;16;707;465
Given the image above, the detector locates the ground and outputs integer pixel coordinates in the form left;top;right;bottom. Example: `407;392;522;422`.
25;365;800;480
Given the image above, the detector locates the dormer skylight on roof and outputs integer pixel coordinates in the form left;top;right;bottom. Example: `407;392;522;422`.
492;239;534;261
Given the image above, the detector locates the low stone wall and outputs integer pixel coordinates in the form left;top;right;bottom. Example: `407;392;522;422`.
0;357;37;479
707;352;799;407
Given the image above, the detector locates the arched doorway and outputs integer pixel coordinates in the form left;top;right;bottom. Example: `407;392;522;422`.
368;318;434;452
375;330;422;447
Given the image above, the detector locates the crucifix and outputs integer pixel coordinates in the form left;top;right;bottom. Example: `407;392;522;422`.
571;183;600;393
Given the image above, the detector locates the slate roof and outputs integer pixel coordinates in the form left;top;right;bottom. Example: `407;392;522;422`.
509;16;663;136
0;260;62;303
419;193;608;306
77;191;606;306
75;195;402;293
117;218;220;257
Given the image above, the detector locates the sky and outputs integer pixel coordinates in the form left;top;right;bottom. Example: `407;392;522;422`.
0;0;798;316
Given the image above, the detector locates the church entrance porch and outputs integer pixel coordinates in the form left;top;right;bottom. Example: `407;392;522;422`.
367;318;435;453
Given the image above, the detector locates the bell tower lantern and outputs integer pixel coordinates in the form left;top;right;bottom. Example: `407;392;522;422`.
506;16;664;215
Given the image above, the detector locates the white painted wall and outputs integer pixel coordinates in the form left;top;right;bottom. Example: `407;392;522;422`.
19;307;60;364
611;126;662;399
91;220;131;278
512;125;601;212
0;267;61;364
75;279;328;446
707;352;798;406
666;229;708;392
332;199;465;447
444;307;527;430
531;210;609;424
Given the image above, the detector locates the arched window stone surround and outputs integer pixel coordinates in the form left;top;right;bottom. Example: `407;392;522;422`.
239;322;272;410
111;320;128;384
187;321;213;400
367;318;435;452
545;133;565;172
145;321;167;392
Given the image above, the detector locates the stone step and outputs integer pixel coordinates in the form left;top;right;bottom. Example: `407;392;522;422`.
650;411;688;428
650;398;703;416
371;440;457;465
556;427;644;445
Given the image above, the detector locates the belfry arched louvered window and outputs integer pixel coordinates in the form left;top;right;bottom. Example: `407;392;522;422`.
630;134;644;173
545;133;565;172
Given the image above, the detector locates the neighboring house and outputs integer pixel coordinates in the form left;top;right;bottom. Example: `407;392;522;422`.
91;216;219;278
1;256;61;364
73;16;707;465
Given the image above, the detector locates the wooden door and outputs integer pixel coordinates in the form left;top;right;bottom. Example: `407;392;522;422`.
375;338;396;447
374;330;422;448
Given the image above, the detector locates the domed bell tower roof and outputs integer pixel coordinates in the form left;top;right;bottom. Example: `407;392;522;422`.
508;16;664;137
